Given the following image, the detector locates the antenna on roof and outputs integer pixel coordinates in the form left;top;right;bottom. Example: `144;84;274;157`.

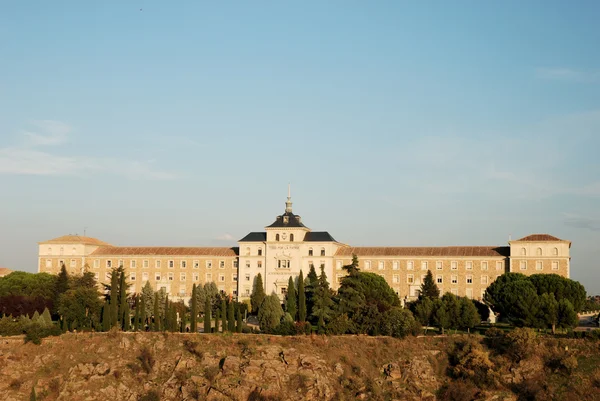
508;233;512;241
84;227;88;236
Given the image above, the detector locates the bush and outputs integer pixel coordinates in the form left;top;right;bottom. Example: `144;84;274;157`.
437;379;480;401
0;315;24;336
448;337;497;388
380;307;417;338
504;328;538;362
23;322;62;345
137;347;155;374
271;321;296;336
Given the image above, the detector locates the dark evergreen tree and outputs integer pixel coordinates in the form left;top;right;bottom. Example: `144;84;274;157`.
298;270;307;322
305;265;319;317
190;284;198;333
54;263;70;312
215;309;220;333
163;294;169;331
419;270;440;300
109;268;119;327
153;292;160;331
118;270;128;329
236;308;243;333
140;296;146;331
227;300;235;332
285;276;297;320
122;303;130;331
250;273;266;314
342;254;360;275
204;297;211;333
133;295;140;332
311;265;334;326
220;299;227;332
101;300;110;331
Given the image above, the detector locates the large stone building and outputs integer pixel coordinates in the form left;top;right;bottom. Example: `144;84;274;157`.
37;192;571;304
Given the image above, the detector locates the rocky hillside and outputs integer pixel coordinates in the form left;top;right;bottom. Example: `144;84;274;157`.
1;332;599;401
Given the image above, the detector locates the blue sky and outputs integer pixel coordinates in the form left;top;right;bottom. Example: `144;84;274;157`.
1;2;599;292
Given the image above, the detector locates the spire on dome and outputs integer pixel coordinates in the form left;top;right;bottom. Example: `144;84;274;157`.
285;183;293;213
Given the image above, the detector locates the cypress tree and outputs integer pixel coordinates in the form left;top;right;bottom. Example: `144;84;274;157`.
305;265;318;318
236;308;243;333
153;292;160;331
227;301;235;332
133;295;140;332
190;284;198;333
55;263;70;314
285;276;297;320
109;269;119;327
118;270;128;328
140;296;146;331
163;295;169;331
221;299;227;332
250;273;266;314
122;304;130;331
298;270;307;322
204;297;211;333
102;301;110;332
215;310;220;333
30;386;37;401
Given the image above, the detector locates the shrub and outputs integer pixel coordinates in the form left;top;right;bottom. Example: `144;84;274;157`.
380;307;417;338
23;322;62;345
504;328;538;362
137;347;155;374
437;380;479;401
514;377;546;400
448;337;497;388
271;321;296;336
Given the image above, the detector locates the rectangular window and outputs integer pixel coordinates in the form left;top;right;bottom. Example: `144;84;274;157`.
552;261;559;270
130;260;136;269
193;273;199;282
436;275;443;284
481;261;488;270
179;285;186;295
451;275;458;284
220;260;225;269
106;260;112;268
536;261;543;271
142;272;149;281
206;261;212;269
181;260;187;269
466;288;473;299
118;259;123;268
245;288;250;296
180;273;186;281
466;275;473;284
466;261;473;270
94;259;99;268
481;275;488;284
393;261;399;270
337;261;343;270
246;261;251;269
245;274;250;282
143;260;149;268
168;272;174;281
436;261;443;270
219;274;225;282
206;273;212;281
378;261;384;270
496;261;503;270
277;260;290;268
45;259;52;268
130;272;136;281
168;260;174;269
155;260;161;269
407;261;414;270
233;274;238;282
155;274;161;281
421;261;428;270
365;261;371;270
193;260;199;269
520;261;527;270
407;274;414;284
233;260;239;268
451;261;457;270
451;288;458;295
258;261;262;268
393;274;399;283
70;259;76;268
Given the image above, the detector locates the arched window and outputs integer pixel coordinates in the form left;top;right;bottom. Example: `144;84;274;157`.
308;248;313;256
536;247;542;256
521;248;526;256
321;248;325;256
553;247;558;256
290;234;294;242
275;234;280;241
246;247;250;256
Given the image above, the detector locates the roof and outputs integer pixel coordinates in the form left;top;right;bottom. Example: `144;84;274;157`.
335;246;510;258
266;212;307;228
515;234;563;242
0;267;14;277
303;231;337;242
239;232;267;242
90;246;239;257
39;235;111;246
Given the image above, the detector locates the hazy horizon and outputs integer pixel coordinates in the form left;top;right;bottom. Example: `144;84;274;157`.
1;2;599;293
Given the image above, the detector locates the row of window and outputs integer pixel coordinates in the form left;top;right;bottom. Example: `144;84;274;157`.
99;271;238;283
519;261;560;270
336;273;498;285
520;247;559;256
46;247;77;256
336;260;506;271
244;246;327;256
88;259;236;269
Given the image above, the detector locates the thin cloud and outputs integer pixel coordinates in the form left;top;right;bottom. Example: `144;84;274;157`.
564;213;600;232
22;120;72;146
535;67;600;83
215;233;235;241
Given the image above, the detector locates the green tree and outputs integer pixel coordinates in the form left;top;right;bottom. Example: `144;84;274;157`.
342;254;360;275
529;274;587;312
419;270;439;300
305;265;319;318
54;263;70;310
215;309;220;333
57;287;102;330
432;299;450;334
558;298;578;329
539;292;559;334
109;268;119;327
227;300;235;332
101;300;110;331
311;266;334;328
204;282;219;313
413;297;434;327
118;270;129;329
30;386;37;401
298;270;307;322
204;297;211;333
236;308;243;333
459;297;480;332
250;273;266;314
163;294;169;332
220;299;226;332
152;292;160;331
140;296;146;331
190;284;198;333
441;293;462;330
285;276;297;320
141;281;154;322
122;302;130;331
257;294;284;332
483;273;528;318
381;307;417;338
133;295;140;332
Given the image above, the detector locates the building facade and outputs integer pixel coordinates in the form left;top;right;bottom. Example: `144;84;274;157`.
37;193;571;304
